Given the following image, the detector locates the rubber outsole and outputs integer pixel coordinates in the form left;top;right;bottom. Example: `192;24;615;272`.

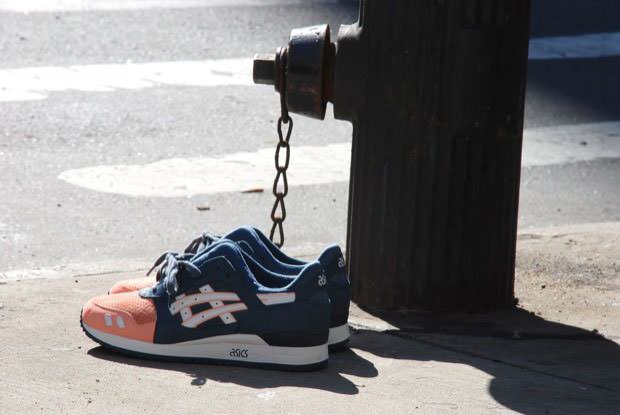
80;315;328;372
327;323;350;351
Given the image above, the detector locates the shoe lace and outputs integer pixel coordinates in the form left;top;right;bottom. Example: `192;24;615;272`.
149;252;202;296
183;232;219;254
146;251;194;282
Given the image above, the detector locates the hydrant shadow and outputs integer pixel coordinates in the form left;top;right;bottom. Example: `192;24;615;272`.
87;345;377;395
350;306;620;414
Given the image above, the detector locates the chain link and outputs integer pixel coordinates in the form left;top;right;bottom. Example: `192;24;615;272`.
269;114;293;247
269;50;293;248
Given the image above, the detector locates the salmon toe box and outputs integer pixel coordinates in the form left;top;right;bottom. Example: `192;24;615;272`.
81;292;156;342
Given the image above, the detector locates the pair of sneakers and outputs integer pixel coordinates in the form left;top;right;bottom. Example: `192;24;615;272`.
80;226;350;371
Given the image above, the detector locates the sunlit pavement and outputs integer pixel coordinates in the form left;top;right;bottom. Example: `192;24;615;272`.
1;1;619;413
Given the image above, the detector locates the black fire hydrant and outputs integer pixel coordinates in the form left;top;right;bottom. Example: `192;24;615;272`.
254;0;532;312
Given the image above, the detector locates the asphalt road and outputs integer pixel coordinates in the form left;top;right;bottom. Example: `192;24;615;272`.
1;0;619;275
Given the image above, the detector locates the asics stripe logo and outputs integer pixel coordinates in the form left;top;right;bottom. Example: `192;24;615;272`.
169;284;298;328
169;284;247;328
182;303;248;328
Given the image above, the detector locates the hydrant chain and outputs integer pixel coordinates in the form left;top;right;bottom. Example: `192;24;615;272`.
269;107;294;248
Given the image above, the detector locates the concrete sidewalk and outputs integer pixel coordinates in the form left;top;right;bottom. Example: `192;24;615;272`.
1;223;619;414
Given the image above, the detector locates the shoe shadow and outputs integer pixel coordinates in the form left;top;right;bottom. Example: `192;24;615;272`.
87;345;377;395
351;306;620;414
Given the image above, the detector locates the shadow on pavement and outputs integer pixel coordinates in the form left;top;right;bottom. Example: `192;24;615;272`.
352;306;620;414
85;307;620;410
88;345;377;395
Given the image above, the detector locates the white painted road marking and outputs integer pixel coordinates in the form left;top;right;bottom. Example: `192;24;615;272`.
529;32;620;60
0;59;252;102
58;142;352;197
58;122;620;198
0;0;338;12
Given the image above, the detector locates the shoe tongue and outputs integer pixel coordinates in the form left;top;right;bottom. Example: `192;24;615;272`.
190;238;234;264
197;241;267;288
190;239;248;274
189;232;221;255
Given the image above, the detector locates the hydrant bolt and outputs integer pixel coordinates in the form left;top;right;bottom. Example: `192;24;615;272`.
252;53;276;86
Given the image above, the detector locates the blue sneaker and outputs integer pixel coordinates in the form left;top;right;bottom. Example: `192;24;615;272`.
109;226;351;349
82;241;330;371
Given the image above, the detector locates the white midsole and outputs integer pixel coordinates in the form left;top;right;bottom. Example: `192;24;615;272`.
83;323;328;366
328;323;350;346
